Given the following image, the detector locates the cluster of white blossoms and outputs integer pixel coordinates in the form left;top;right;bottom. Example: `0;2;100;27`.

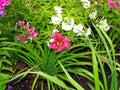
80;0;90;9
62;18;91;36
97;19;110;31
73;24;91;36
62;17;74;31
89;9;110;32
89;9;97;20
50;6;62;25
50;6;91;36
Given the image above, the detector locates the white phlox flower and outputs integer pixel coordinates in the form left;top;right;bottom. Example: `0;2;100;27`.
73;24;83;33
50;6;62;25
62;22;73;31
50;15;62;25
73;24;85;36
97;19;110;31
54;6;62;18
70;18;74;27
85;28;91;36
54;6;62;14
89;9;97;20
62;18;74;31
80;0;90;8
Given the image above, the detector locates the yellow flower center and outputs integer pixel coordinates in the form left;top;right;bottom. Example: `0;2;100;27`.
57;41;63;46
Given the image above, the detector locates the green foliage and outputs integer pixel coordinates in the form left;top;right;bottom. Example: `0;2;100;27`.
0;73;11;90
92;22;118;90
0;0;120;90
2;38;93;89
58;60;84;90
0;38;13;90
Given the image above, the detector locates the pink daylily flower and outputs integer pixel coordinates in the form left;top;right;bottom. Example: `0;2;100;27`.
49;32;70;53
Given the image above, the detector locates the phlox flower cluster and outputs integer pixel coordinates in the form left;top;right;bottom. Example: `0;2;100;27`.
97;19;110;31
0;0;11;17
80;0;90;9
108;0;120;11
15;21;38;44
62;17;74;31
89;9;97;20
89;9;110;32
51;6;91;37
73;24;91;36
50;6;62;25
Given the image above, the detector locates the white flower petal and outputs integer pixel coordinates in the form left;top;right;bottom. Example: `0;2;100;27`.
54;6;62;14
52;29;59;33
73;24;83;33
51;16;62;25
97;19;110;31
62;22;73;31
85;28;91;36
89;10;97;20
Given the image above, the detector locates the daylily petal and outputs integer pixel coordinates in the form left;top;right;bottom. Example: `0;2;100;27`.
49;32;70;53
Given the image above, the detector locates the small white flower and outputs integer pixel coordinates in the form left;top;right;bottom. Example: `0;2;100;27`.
53;6;62;18
54;6;62;14
97;19;110;31
73;24;85;36
85;28;91;36
89;9;97;20
94;1;98;5
62;22;73;31
62;18;74;31
25;4;30;6
64;17;74;25
50;15;62;25
80;0;90;8
80;0;88;2
70;18;74;26
83;1;90;8
73;24;83;33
